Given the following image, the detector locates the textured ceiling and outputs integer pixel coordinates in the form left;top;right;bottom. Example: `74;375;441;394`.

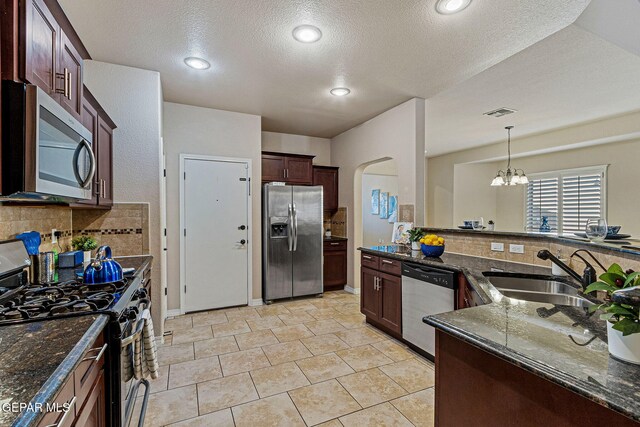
424;22;640;157
59;0;589;138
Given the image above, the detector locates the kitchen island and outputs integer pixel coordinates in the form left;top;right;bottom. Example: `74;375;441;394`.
359;245;640;425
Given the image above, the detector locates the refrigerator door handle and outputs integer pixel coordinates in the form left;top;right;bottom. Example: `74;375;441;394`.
287;204;293;252
292;203;298;251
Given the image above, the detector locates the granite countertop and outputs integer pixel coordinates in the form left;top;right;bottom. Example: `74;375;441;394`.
0;315;109;426
359;245;640;422
324;236;348;242
0;255;152;426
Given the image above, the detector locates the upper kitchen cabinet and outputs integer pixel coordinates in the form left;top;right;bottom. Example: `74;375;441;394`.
72;87;116;209
1;0;90;121
313;166;339;212
261;152;314;185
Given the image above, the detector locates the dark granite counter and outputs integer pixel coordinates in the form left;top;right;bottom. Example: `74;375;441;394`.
0;255;152;426
0;315;108;426
359;246;640;422
324;236;348;242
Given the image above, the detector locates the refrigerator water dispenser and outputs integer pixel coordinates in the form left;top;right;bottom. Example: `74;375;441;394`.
269;217;289;238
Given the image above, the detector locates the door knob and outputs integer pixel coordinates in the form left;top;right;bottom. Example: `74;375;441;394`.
238;225;246;230
237;239;246;245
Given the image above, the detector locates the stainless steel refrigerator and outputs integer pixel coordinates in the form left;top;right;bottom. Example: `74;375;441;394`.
263;184;323;302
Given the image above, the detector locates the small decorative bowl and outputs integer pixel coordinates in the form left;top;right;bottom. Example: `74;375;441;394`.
607;225;621;236
421;244;445;258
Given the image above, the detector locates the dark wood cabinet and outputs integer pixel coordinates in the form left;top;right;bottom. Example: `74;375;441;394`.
323;239;347;291
23;0;58;97
361;267;380;319
37;328;106;427
57;28;83;119
261;152;314;185
72;87;116;209
2;0;91;119
360;252;402;338
313;166;339;212
434;330;639;427
378;272;402;334
457;274;482;309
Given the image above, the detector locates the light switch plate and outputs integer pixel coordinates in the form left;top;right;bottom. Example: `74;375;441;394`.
510;244;525;254
51;229;57;244
491;242;504;252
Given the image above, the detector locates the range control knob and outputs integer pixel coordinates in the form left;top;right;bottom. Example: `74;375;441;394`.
133;288;148;300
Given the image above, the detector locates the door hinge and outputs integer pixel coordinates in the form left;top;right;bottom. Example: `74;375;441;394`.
163;169;166;177
239;178;247;181
183;172;186;180
164;228;167;236
184;285;187;293
184;229;186;236
164;288;167;296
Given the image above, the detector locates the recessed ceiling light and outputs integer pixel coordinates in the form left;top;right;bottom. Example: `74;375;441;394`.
292;25;322;43
330;87;351;97
436;0;472;14
184;57;211;70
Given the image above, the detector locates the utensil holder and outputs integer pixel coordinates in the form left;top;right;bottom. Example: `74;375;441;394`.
28;252;55;284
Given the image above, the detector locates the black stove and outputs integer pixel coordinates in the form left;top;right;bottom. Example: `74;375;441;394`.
0;240;151;427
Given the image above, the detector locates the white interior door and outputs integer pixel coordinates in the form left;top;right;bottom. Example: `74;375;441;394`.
183;158;249;312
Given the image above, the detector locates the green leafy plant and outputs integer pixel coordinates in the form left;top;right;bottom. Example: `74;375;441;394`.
585;263;640;336
407;228;426;243
71;235;98;252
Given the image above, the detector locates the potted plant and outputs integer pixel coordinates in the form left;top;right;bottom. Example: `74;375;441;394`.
407;228;425;251
71;235;99;265
586;264;640;364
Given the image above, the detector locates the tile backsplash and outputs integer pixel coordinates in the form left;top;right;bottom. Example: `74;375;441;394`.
0;203;149;257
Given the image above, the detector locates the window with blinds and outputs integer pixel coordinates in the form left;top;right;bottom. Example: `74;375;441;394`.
525;166;606;235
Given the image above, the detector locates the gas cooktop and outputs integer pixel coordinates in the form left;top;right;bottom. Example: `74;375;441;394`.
0;279;131;324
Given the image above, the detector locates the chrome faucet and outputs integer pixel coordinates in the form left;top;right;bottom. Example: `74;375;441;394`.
537;249;603;290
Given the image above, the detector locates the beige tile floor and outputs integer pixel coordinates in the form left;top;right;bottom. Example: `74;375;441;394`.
142;291;435;427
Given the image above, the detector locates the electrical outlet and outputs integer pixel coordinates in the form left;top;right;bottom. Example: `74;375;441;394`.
491;242;504;252
51;229;57;244
510;244;525;254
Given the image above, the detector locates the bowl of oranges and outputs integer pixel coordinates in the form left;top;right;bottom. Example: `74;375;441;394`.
419;234;445;257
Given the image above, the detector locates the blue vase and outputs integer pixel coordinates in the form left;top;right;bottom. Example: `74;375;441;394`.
539;216;551;233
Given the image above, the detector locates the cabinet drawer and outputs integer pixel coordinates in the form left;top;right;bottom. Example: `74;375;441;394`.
37;376;76;427
379;257;402;276
324;240;347;251
361;253;379;270
74;333;106;412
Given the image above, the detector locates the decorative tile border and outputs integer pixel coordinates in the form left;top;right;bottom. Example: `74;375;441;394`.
73;228;143;236
40;230;73;242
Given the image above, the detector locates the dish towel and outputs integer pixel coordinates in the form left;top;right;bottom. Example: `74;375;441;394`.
133;310;159;380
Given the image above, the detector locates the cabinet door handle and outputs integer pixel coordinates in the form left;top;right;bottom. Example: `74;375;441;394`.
330;242;340;246
45;395;76;427
381;259;393;265
82;343;108;362
101;179;106;198
283;169;286;179
65;68;71;100
363;255;372;260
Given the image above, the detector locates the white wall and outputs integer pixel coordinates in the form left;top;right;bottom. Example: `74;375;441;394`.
262;132;331;165
331;98;426;291
163;102;262;310
83;61;165;331
452;163;497;227
361;172;399;246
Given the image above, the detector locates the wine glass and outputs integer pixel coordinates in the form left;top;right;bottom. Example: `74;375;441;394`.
585;218;607;242
472;217;484;231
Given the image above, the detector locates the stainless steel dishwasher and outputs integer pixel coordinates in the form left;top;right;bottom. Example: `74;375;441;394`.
401;262;456;358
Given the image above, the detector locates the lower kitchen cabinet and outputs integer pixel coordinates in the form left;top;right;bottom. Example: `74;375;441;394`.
37;327;107;427
360;253;402;338
435;330;638;426
323;239;347;291
457;274;482;309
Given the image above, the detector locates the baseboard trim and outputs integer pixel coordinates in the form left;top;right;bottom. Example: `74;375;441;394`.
249;298;264;307
344;286;360;295
166;309;182;317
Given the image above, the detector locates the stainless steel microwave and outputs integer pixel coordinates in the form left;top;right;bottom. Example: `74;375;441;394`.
1;81;95;201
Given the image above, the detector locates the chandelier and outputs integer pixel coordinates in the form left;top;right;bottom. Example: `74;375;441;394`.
491;126;528;186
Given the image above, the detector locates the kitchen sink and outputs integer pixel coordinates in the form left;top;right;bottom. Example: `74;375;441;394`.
483;273;595;308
